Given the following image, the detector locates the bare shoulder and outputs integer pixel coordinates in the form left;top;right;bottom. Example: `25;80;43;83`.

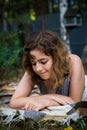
69;54;84;75
69;54;82;65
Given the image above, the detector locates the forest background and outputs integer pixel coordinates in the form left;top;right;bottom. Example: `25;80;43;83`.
0;0;87;82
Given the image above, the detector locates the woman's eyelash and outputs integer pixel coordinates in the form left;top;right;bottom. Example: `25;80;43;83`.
41;61;47;64
31;61;48;65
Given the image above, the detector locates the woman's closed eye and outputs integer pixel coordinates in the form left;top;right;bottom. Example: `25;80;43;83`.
31;60;48;66
40;60;48;65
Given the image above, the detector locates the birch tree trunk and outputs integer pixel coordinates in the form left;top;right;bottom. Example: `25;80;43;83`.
59;0;71;52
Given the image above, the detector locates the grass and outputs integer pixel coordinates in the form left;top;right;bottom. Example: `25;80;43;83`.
0;112;87;130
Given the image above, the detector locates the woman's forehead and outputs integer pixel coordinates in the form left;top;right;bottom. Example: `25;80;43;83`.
30;49;45;56
30;49;51;60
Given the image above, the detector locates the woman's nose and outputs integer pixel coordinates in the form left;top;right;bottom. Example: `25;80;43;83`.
36;63;42;71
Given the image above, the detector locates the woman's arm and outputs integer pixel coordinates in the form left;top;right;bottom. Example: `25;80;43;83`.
10;72;34;109
69;54;85;102
10;72;73;110
10;72;60;110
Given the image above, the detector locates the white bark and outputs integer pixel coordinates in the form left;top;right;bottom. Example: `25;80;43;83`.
59;0;71;52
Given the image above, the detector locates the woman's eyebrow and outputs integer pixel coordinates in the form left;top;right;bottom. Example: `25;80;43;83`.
38;58;48;61
30;58;47;62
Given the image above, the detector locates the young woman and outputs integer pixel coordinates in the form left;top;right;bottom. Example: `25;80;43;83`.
10;30;85;111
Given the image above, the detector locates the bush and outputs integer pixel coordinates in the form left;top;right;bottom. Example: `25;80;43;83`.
0;31;23;81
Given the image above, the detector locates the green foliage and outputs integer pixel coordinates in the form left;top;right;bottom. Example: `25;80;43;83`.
0;123;7;130
39;119;64;130
0;117;87;130
10;118;39;130
0;31;23;81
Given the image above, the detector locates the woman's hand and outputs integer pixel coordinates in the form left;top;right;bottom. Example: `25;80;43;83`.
50;94;74;105
22;95;60;111
21;94;74;111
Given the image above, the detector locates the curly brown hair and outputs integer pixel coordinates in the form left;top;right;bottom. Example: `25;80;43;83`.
22;30;70;89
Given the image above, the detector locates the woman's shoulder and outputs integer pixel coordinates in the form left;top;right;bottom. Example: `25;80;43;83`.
69;54;81;60
69;54;84;75
69;54;82;65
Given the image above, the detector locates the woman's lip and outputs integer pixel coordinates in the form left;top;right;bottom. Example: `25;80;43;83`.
39;72;47;75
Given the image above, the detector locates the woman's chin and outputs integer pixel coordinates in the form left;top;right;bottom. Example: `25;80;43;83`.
41;76;50;80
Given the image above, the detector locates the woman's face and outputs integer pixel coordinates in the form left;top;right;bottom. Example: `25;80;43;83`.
30;49;53;80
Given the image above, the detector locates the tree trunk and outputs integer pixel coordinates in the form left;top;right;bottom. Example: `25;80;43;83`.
59;0;71;52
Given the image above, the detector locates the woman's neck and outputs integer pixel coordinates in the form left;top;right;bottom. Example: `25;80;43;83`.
44;78;56;93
